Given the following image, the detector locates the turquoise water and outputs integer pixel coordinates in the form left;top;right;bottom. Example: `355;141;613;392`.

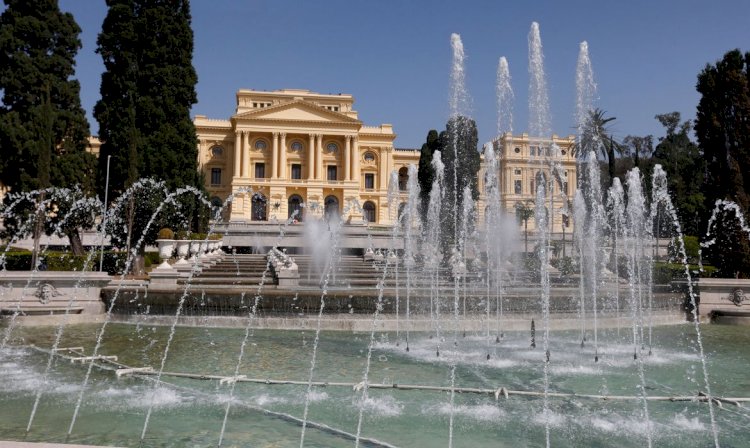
1;323;749;447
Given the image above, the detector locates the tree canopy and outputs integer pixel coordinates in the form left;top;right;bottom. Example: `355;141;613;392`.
417;129;442;223
0;0;94;193
695;49;750;277
695;48;750;213
94;0;201;198
651;112;704;236
440;115;480;248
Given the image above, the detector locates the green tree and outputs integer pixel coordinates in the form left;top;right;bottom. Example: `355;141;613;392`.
441;115;480;248
577;108;625;187
417;129;441;222
0;0;92;191
95;0;202;199
651;112;705;236
95;0;204;268
695;49;750;277
696;49;750;213
623;134;653;171
94;0;140;196
0;0;95;258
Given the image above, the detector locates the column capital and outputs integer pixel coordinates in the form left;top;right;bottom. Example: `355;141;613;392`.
280;132;287;138
272;131;280;137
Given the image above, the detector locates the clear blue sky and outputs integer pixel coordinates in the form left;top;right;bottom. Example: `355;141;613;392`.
55;0;750;149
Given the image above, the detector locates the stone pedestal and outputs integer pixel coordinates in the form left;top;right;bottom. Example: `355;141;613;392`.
697;278;750;321
148;266;180;290
276;265;300;289
0;272;111;318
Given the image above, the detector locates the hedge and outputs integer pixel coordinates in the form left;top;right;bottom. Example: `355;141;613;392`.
0;251;146;275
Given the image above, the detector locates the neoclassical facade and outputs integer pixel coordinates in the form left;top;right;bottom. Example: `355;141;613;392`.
195;89;419;224
481;132;578;234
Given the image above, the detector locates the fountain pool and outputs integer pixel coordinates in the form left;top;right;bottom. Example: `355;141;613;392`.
1;323;748;447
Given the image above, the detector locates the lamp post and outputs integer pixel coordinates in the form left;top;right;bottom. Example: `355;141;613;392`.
98;155;111;272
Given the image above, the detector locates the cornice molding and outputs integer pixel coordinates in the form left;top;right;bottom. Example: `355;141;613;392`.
233;99;362;124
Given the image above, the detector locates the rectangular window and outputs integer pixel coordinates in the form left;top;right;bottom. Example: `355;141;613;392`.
514;169;522;175
327;165;337;181
210;168;221;186
291;164;302;180
255;163;265;179
514;179;522;194
530;179;535;194
365;173;375;189
564;181;569;195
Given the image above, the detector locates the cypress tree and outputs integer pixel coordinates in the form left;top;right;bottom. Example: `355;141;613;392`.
417;129;441;222
95;0;200;197
441;115;480;248
0;0;92;192
0;0;95;258
95;0;202;271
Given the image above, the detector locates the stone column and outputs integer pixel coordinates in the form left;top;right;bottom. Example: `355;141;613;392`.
271;132;279;179
316;134;323;180
379;147;388;189
234;131;241;177
307;134;315;180
344;136;351;181
279;132;287;178
352;137;360;183
243;132;251;178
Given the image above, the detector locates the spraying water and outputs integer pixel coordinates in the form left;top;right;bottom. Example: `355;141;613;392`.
652;165;720;447
575;41;597;133
402;164;421;351
624;168;654;447
496;56;514;135
528;21;553;447
528;22;550;139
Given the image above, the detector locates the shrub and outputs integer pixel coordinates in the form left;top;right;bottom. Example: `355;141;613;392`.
554;256;577;276
144;251;161;267
0;250;128;274
175;230;190;240
157;228;174;239
652;262;717;284
668;235;700;263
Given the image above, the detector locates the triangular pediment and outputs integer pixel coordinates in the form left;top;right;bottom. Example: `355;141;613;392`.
234;100;360;124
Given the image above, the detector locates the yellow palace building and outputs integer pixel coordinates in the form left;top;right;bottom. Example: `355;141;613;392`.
194;88;419;225
194;88;577;232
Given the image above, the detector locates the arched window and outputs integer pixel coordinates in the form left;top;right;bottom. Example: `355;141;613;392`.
324;195;339;221
251;193;267;221
288;194;304;221
363;201;376;223
398;167;408;191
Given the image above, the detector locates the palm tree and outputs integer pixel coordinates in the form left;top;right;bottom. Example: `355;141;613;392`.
573;108;625;186
515;200;535;253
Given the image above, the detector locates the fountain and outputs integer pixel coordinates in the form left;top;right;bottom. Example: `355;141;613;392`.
0;22;747;448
